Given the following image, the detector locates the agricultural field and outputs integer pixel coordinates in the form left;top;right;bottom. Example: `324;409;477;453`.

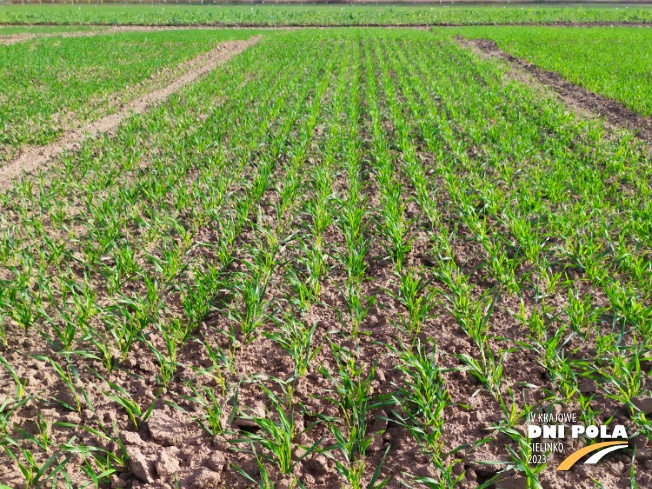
2;3;652;26
1;17;652;489
0;29;259;161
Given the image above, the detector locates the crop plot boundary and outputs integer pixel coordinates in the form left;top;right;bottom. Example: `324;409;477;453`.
0;27;159;46
459;36;652;143
0;25;288;45
0;35;261;191
0;30;115;46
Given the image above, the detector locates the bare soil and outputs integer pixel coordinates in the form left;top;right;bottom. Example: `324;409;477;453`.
0;36;261;192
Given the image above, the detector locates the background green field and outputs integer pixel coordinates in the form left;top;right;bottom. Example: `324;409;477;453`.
444;26;652;117
0;29;260;159
1;3;652;26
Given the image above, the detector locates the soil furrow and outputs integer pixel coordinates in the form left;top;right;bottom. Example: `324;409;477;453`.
459;36;652;143
0;35;261;192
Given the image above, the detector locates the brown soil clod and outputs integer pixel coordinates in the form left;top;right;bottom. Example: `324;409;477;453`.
460;37;652;143
0;35;261;191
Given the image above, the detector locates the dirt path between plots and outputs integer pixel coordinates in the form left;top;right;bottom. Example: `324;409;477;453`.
2;21;651;42
0;32;38;45
0;27;159;45
0;35;260;191
0;25;293;45
459;37;652;143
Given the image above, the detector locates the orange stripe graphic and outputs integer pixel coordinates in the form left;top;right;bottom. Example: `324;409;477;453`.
556;441;628;471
